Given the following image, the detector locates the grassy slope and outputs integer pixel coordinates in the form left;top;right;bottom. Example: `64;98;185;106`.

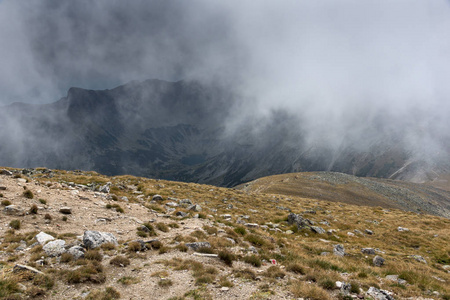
0;167;449;299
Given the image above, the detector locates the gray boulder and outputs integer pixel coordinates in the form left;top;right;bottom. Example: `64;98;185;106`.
4;205;25;216
43;240;66;257
99;182;111;193
68;246;85;260
0;169;13;176
83;230;118;249
310;226;325;234
373;255;385;267
287;213;313;228
333;244;345;257
367;287;395;300
188;204;202;212
152;194;163;201
186;242;211;251
35;232;55;245
340;282;351;296
410;255;427;264
361;248;376;255
365;229;374;235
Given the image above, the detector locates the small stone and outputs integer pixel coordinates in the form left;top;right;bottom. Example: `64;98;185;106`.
99;182;111;193
165;202;178;207
397;227;410;232
340;282;351;296
0;186;6;190
361;248;376;255
373;255;385;267
68;246;85;260
186;242;211;251
385;275;399;282
365;229;374;235
221;287;229;291
152;194;163;201
410;255;427;264
0;169;13;176
347;232;355;237
245;223;259;228
3;205;25;216
310;226;325;234
188;204;202;212
367;287;395;300
59;207;72;214
14;264;44;275
83;230;118;249
35;232;55;245
176;211;188;217
43;239;66;257
333;244;345;257
285;230;294;234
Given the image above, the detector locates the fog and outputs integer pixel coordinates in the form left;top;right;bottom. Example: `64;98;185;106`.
1;0;450;171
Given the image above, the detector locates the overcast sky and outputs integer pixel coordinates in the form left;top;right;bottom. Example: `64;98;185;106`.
1;0;450;152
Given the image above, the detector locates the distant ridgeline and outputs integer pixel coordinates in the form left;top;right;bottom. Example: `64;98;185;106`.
1;79;449;187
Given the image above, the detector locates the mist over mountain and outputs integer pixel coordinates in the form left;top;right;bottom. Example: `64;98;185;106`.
1;1;450;186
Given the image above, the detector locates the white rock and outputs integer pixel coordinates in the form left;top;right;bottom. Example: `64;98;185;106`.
35;232;55;245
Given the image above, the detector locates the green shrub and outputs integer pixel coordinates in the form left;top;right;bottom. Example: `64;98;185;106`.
243;255;261;267
23;189;34;199
39;199;47;205
29;204;38;214
9;219;20;230
1;199;11;206
219;250;235;266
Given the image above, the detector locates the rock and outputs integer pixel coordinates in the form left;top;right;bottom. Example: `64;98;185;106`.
373;255;385;267
176;211;188;217
99;182;111;193
385;275;399;282
68;246;85;260
221;287;229;291
14;264;44;275
365;229;374;235
367;287;395;300
0;186;6;190
245;223;259;228
285;230;294;234
188;204;202;212
320;252;330;256
185;242;211;251
221;214;232;219
397;227;410;232
35;232;55;245
287;213;313;228
347;232;355;237
410;255;427;264
0;169;13;176
152;194;163;201
179;199;193;206
43;239;66;257
361;248;376;255
165;202;178;207
341;282;351;296
59;207;72;214
333;244;345;257
4;205;25;216
310;226;325;234
336;281;343;288
83;230;118;249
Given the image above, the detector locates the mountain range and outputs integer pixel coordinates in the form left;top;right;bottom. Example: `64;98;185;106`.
1;79;449;187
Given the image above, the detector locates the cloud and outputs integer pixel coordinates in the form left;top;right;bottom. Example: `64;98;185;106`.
1;0;450;165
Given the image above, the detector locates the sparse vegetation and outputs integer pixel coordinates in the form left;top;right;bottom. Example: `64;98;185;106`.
1;199;11;206
110;256;130;267
23;189;34;199
9;219;20;230
29;204;38;214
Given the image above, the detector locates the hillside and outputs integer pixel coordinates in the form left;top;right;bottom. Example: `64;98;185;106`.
236;172;450;219
0;167;449;299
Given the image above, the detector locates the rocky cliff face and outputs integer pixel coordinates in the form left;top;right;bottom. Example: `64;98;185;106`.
1;79;449;187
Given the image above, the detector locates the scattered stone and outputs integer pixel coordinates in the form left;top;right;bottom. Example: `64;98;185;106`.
245;223;259;228
285;230;294;234
373;255;385;267
410;255;427;264
83;230;118;249
152;194;163;201
333;244;345;257
347;232;356;237
43;239;66;257
287;213;313;229
59;207;72;214
385;275;399;282
68;246;85;260
0;186;6;190
188;204;202;212
165;202;178;207
320;252;330;256
310;226;325;234
35;232;55;245
367;287;395;300
3;205;25;216
99;182;111;193
193;253;218;257
1;169;13;175
336;281;343;288
179;199;192;206
340;282;351;296
220;287;230;292
221;214;232;219
13;264;44;275
176;211;188;217
397;227;410;232
365;229;374;235
361;248;376;255
186;242;211;251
